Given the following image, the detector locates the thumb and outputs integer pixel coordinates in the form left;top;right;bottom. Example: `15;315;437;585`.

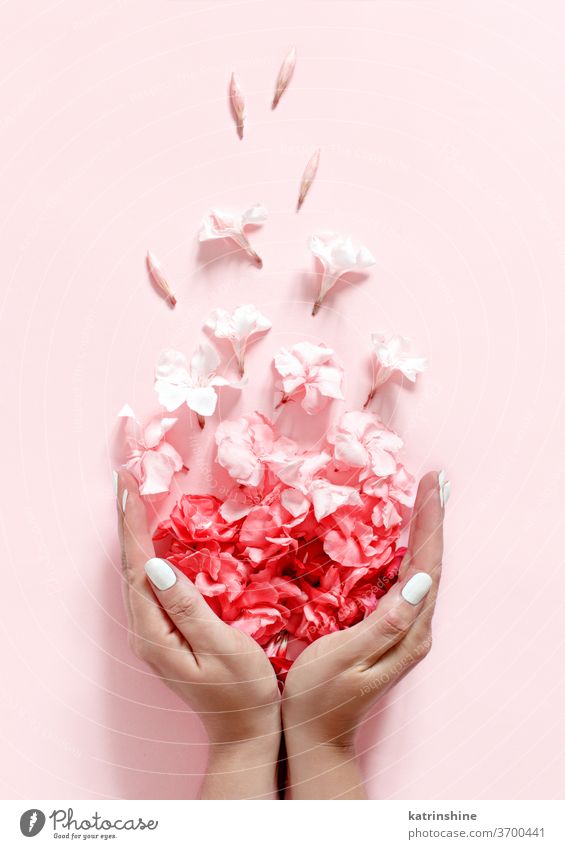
144;557;229;657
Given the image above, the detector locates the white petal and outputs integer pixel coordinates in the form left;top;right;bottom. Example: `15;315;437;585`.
185;386;218;416
356;245;376;267
190;343;220;382
398;356;427;382
155;349;191;384
155;379;189;412
274;347;304;378
117;403;137;421
204;307;232;338
241;205;268;225
314;364;344;399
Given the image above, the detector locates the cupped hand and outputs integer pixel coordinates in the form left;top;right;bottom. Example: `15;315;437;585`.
282;471;445;798
116;471;281;798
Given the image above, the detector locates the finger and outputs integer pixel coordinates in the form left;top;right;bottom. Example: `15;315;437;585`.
117;470;171;646
144;557;232;657
401;470;445;582
360;471;446;671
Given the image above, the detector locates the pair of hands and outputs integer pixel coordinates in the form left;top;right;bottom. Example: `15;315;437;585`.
116;470;444;799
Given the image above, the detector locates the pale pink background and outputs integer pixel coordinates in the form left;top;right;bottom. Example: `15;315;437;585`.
1;0;564;800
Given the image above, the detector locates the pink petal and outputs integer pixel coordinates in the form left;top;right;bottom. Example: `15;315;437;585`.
309;480;362;521
139;449;179;495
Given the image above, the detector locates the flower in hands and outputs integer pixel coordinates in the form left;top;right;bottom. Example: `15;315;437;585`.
154;344;243;429
273;341;344;414
309;231;376;315
365;332;427;407
199;206;267;267
205;304;272;376
118;404;183;495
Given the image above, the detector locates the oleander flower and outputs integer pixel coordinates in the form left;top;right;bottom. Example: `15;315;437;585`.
309;231;376;315
118;405;183;495
328;410;403;478
154;344;243;429
205;304;271;376
199;206;267;267
215;411;279;487
274;341;344;414
365;332;427;407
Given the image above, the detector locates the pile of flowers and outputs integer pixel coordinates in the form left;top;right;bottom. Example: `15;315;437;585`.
152;409;413;678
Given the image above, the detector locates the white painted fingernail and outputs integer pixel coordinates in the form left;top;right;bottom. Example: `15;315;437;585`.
112;470;118;495
121;490;128;512
145;558;176;590
401;572;433;605
442;480;451;506
438;470;451;508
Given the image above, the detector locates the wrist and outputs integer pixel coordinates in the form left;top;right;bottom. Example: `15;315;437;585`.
282;728;365;800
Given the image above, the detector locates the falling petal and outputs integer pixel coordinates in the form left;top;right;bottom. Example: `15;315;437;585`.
272;46;296;109
229;72;245;139
297;148;320;211
146;251;176;307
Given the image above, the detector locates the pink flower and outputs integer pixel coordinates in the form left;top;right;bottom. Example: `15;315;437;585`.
205;304;271;376
199;206;267;267
328;410;403;478
118;405;183;495
365;332;427;407
309;231;376;315
215;412;278;487
154;344;243;429
274;341;344;415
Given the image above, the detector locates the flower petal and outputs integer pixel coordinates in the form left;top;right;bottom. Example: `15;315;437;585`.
185;385;218;416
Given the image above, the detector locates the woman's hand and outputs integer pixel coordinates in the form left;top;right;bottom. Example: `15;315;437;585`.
282;471;445;799
116;471;281;799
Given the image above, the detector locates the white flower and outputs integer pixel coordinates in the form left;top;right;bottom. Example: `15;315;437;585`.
155;344;243;429
205;304;272;375
198;205;268;267
365;333;427;407
309;231;376;315
273;341;344;415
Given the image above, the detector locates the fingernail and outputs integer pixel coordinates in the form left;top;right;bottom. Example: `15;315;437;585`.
145;557;176;590
112;470;118;495
438;470;451;508
121;490;128;512
401;572;433;605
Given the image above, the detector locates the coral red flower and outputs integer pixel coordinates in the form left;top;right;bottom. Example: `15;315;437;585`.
152;408;413;680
